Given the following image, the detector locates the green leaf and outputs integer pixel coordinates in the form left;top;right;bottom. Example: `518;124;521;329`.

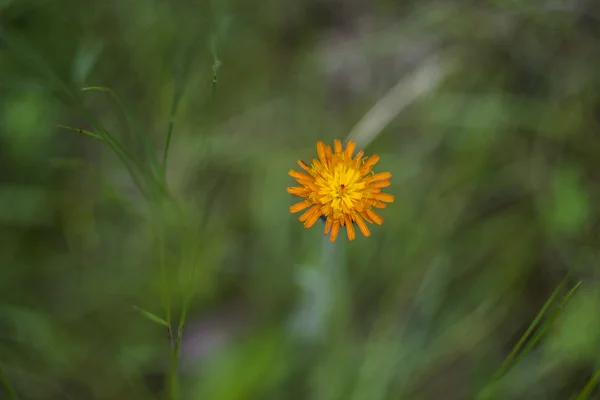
133;306;169;327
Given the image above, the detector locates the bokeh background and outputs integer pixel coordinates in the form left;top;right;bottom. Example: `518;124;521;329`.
1;0;600;399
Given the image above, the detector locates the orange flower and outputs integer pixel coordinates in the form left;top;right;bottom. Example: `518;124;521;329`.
288;139;394;242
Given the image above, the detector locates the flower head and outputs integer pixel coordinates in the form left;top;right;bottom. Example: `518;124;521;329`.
288;139;394;242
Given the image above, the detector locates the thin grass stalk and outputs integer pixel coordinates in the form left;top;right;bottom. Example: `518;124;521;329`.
156;215;173;347
165;213;199;400
162;76;184;174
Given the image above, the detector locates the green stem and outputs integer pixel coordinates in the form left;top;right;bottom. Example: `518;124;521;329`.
165;213;196;400
576;368;600;400
0;363;19;400
212;64;217;107
162;88;181;173
157;216;172;347
166;278;192;400
167;329;183;400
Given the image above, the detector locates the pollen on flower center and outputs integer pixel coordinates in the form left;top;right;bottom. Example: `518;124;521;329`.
287;139;394;242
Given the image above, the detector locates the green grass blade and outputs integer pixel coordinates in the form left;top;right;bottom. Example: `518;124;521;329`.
576;368;600;400
491;277;567;382
82;86;159;170
511;280;582;368
162;63;186;173
56;124;104;141
133;305;169;327
0;28;152;197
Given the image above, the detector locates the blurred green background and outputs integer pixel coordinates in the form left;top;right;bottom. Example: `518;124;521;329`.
1;0;600;399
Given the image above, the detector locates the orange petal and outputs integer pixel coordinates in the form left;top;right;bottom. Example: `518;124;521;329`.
324;217;333;235
304;180;319;192
366;209;384;225
299;204;320;222
372;202;387;209
304;209;322;228
287;186;309;196
325;145;333;162
334;139;342;153
370;180;391;189
370;172;392;182
331;154;342;166
360;154;380;175
289;170;312;181
297;160;312;172
353;150;365;168
345;215;355;240
354;214;371;237
330;220;341;242
345;140;356;159
373;193;394;203
360;211;374;224
317;141;327;165
290;201;312;213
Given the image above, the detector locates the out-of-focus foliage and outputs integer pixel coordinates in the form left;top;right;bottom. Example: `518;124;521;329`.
1;0;600;399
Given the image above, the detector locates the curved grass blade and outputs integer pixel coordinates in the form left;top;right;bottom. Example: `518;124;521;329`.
0;28;151;197
490;277;567;382
511;280;582;368
133;305;169;327
56;124;104;141
82;86;160;177
576;368;600;400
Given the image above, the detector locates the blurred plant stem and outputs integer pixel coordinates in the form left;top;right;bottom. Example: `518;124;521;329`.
161;200;200;400
212;60;219;108
156;217;172;346
162;68;184;176
575;368;600;400
0;363;19;400
167;325;182;400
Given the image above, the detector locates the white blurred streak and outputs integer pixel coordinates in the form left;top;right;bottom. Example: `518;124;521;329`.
346;54;452;149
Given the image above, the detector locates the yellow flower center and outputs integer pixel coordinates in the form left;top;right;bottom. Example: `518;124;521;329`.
315;162;366;214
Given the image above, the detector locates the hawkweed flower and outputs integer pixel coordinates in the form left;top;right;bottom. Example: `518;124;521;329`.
288;139;394;242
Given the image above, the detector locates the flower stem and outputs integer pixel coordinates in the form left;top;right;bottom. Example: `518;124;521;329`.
167;328;183;400
163;80;183;177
